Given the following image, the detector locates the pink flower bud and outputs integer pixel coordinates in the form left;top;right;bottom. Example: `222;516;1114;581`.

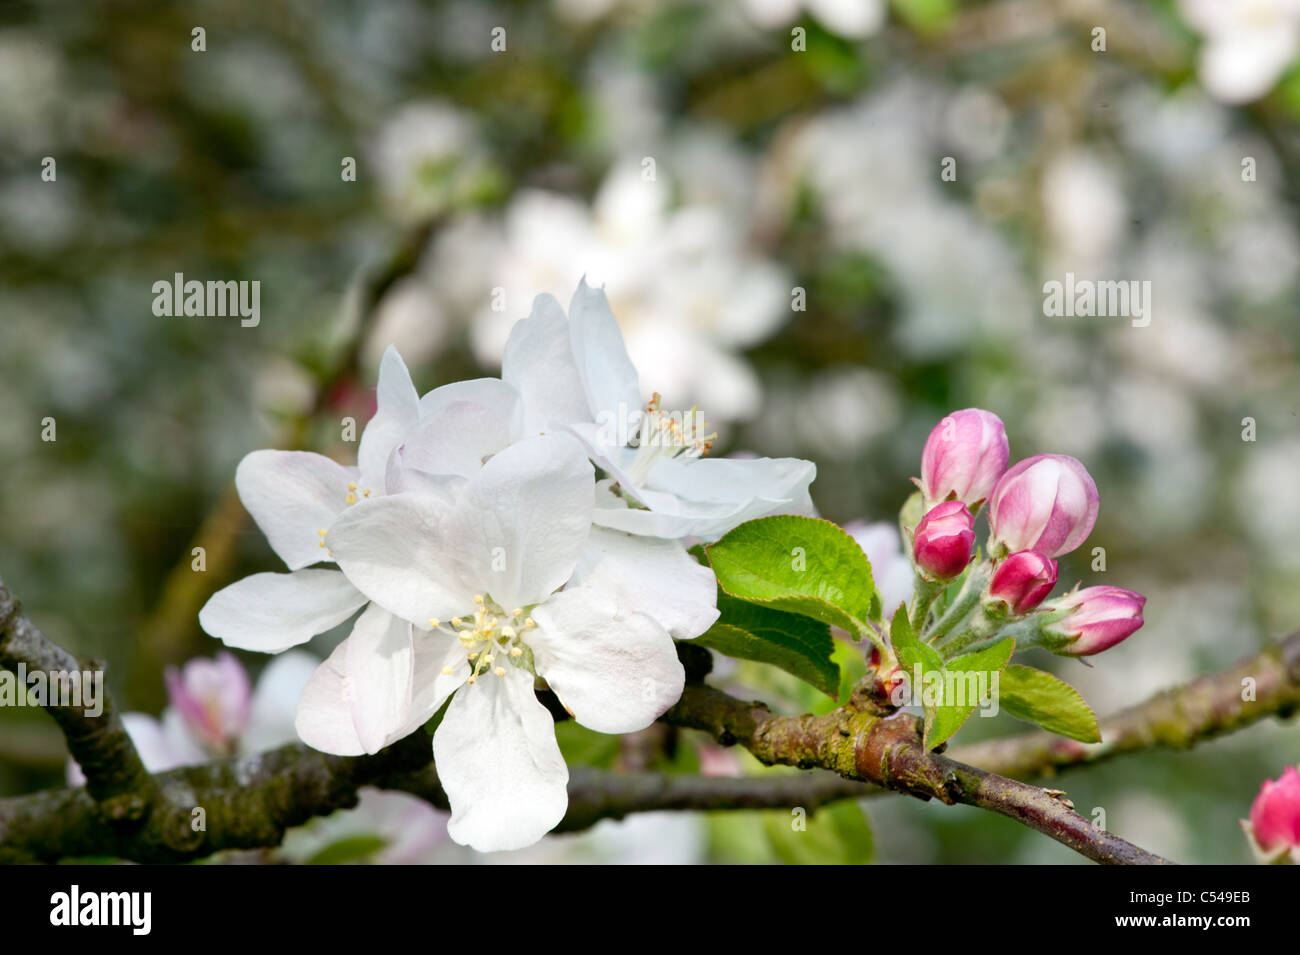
912;500;975;580
987;453;1099;558
988;550;1058;614
1246;766;1300;861
1047;586;1145;655
919;409;1009;508
164;652;251;753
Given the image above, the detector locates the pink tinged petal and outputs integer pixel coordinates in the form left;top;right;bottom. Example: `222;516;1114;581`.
358;345;421;493
1052;586;1145;655
912;501;976;580
444;433;595;610
502;293;592;433
920;409;1009;506
401;378;524;479
567;278;643;426
433;664;569;852
241;650;321;754
326;493;477;627
988;550;1058;614
1249;767;1300;852
579;528;719;640
529;586;686;734
164;651;251;751
198;569;367;653
235;450;361;570
989;454;1098;558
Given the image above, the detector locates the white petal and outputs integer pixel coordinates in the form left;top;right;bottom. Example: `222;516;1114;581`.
401;378;523;479
241;650;321;754
344;605;417;754
358;345;421;492
445;433;594;609
434;665;569;852
294;621;466;757
159;709;213;766
632;455;818;541
592;484;738;540
529;586;685;734
295;640;364;756
579;528;719;640
501;294;592;433
198;570;367;653
125;713;191;772
568;279;643;426
235;450;360;570
326;493;476;626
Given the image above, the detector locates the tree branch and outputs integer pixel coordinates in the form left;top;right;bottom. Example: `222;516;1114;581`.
6;569;1298;864
661;684;1172;865
0;580;157;817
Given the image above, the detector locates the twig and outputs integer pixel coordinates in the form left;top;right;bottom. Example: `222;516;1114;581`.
662;684;1172;865
0;579;157;818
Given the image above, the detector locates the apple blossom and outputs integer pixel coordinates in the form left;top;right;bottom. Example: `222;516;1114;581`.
987;453;1099;558
500;279;816;541
297;431;717;851
198;346;426;653
70;651;319;782
919;408;1009;509
986;550;1058;615
912;500;975;580
1243;765;1300;863
1044;586;1146;656
70;651;449;864
163;652;251;756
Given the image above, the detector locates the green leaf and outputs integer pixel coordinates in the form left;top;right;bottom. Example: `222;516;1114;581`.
304;835;389;866
998;665;1102;743
554;720;622;768
923;637;1015;750
890;605;943;676
706;515;876;639
696;594;840;699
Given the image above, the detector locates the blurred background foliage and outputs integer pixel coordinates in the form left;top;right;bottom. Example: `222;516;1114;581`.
2;0;1298;863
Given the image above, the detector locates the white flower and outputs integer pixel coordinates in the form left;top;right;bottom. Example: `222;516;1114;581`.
499;280;817;541
433;156;790;421
296;431;716;851
743;0;886;40
199;346;429;654
369;100;485;223
1180;0;1300;104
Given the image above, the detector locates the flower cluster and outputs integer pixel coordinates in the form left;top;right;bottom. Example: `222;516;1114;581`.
199;280;816;851
903;408;1145;659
